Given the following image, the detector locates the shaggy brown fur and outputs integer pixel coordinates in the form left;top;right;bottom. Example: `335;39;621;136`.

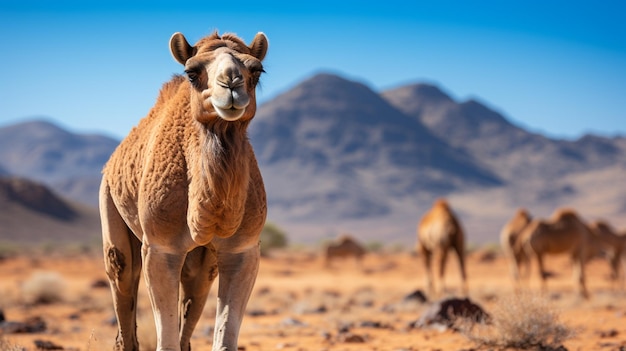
100;30;268;351
519;208;591;298
416;198;468;296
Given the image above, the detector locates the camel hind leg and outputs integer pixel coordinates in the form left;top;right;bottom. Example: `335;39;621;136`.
179;245;219;351
452;245;468;295
420;246;435;295
572;252;589;299
535;253;549;294
100;185;142;351
437;249;449;295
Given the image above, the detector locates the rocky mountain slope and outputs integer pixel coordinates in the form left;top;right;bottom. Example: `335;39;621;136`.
0;177;101;245
1;73;624;245
0;119;118;205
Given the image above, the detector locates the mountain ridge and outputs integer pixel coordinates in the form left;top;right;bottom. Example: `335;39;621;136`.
1;72;625;244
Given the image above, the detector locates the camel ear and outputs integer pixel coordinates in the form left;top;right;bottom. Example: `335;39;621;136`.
249;32;268;61
169;32;195;65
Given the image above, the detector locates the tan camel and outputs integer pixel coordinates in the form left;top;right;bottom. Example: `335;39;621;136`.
324;234;366;267
588;220;626;285
416;198;468;295
519;208;590;298
99;31;268;351
500;208;533;282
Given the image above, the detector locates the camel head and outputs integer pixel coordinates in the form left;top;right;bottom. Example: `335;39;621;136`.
433;198;450;210
515;208;532;222
169;31;268;123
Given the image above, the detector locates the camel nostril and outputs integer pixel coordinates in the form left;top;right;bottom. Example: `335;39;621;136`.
231;75;244;87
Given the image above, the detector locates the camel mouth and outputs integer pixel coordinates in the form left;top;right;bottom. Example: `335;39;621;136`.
213;105;245;121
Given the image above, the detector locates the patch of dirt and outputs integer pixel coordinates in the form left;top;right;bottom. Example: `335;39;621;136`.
1;250;625;350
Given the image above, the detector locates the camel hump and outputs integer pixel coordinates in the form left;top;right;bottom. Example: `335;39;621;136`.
552;208;581;222
515;208;531;220
338;234;355;244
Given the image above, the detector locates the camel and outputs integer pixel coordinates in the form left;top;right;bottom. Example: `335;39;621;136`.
500;208;533;282
416;198;468;295
324;234;366;267
518;208;590;298
99;31;268;351
588;220;626;286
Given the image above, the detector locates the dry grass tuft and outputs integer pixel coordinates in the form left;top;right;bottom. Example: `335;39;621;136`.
21;271;66;305
0;336;25;351
459;291;575;350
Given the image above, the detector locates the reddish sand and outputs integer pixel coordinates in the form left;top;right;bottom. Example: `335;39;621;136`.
1;249;625;350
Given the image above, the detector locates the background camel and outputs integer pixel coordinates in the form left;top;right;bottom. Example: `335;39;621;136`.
416;198;468;295
99;31;268;351
324;234;367;267
519;208;590;298
500;208;533;282
588;220;626;287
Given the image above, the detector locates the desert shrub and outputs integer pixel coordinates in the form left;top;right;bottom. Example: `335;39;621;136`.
259;222;288;256
459;292;575;349
365;241;383;253
0;241;19;260
21;271;67;305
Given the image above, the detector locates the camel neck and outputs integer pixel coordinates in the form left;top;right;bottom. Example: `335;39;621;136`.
198;120;250;199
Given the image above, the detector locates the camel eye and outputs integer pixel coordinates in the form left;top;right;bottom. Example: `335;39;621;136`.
249;62;265;76
184;69;199;83
248;62;265;84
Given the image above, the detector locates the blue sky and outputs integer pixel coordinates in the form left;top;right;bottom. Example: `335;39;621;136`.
1;1;625;140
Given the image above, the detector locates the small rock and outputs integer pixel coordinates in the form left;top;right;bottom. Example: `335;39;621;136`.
337;332;366;343
280;317;306;327
34;339;64;350
358;320;391;329
0;316;47;333
90;279;109;288
597;329;619;338
411;297;490;330
403;290;428;303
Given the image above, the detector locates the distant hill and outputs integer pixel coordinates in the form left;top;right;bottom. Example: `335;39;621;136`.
382;84;626;180
0;177;100;245
250;74;501;222
0;119;118;205
1;73;625;245
380;82;626;242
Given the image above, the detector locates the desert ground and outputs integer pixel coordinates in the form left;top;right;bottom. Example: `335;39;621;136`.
1;246;625;351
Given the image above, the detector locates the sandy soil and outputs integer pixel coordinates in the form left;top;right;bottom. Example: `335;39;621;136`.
1;249;625;351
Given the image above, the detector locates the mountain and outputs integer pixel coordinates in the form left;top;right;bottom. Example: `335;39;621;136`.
0;119;119;205
250;74;626;243
381;83;626;241
250;74;501;223
0;177;101;245
1;73;625;245
382;84;626;180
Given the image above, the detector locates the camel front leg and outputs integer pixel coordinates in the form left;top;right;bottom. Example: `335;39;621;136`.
179;246;218;351
438;249;449;295
536;253;548;294
572;255;589;299
212;244;260;351
421;248;434;295
142;244;186;351
453;246;468;295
